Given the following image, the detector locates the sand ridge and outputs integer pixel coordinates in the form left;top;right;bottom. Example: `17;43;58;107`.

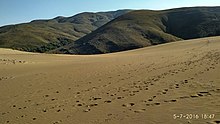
0;36;220;124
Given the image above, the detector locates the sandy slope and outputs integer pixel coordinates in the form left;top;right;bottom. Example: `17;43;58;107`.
0;36;220;124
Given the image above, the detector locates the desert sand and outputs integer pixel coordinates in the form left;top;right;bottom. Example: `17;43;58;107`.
0;36;220;124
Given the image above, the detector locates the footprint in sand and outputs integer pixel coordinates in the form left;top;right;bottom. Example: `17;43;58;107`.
44;94;49;98
51;98;57;101
215;89;220;92
146;103;151;106
164;99;177;103
56;109;62;112
148;95;157;102
91;97;102;101
134;109;146;113
52;120;62;124
199;91;211;96
104;100;112;103
146;102;161;106
213;120;220;124
83;109;91;112
129;93;136;96
0;76;14;81
207;120;220;124
161;89;168;94
42;109;47;113
153;102;161;106
122;103;135;107
1;112;6;116
117;96;124;100
190;91;211;98
179;96;190;99
88;103;98;107
77;103;83;106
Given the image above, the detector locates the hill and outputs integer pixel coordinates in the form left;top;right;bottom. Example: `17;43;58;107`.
0;10;131;52
54;7;220;54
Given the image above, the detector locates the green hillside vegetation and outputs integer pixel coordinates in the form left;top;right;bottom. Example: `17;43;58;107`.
0;10;131;52
1;7;220;54
164;7;220;39
53;7;220;54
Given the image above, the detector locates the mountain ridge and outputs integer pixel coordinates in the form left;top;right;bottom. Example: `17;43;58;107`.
1;7;220;54
52;6;220;54
0;10;131;52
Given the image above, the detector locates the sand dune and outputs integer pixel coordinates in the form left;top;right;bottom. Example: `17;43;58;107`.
0;36;220;124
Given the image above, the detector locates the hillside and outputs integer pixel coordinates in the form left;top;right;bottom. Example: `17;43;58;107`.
0;36;220;124
54;7;220;54
0;10;131;52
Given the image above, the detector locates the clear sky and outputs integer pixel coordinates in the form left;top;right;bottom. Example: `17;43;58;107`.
0;0;220;27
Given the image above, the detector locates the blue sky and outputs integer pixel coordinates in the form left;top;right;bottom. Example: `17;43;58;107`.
0;0;220;26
